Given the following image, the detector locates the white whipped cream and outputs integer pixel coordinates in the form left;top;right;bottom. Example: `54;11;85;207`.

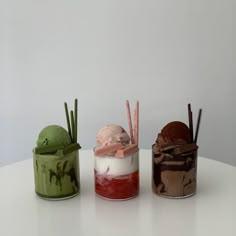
94;151;139;176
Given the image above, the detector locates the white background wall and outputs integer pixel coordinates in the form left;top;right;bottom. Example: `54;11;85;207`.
1;0;235;166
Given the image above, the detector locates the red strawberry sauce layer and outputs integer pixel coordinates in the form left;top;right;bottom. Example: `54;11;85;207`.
95;170;139;200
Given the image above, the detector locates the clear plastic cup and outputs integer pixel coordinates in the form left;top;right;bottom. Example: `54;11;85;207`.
152;147;198;198
33;150;80;200
94;151;139;200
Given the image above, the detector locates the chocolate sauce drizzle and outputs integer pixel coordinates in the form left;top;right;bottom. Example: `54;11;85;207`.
152;150;197;195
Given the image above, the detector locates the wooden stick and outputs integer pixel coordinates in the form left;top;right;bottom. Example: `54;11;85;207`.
126;100;134;144
64;102;72;142
188;104;194;143
194;109;202;144
70;110;75;143
74;99;78;143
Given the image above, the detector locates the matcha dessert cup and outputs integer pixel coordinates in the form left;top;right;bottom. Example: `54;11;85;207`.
33;99;81;200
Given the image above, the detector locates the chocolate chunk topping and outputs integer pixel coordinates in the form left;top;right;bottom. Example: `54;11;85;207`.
173;143;198;155
160;140;187;152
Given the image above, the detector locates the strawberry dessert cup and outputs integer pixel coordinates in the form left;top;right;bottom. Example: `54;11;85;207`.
94;101;139;200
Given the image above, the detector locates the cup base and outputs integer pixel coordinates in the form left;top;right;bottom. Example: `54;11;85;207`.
96;193;138;201
36;191;79;201
153;191;196;199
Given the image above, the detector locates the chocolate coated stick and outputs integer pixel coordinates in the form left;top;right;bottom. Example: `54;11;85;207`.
188;104;194;143
194;109;202;144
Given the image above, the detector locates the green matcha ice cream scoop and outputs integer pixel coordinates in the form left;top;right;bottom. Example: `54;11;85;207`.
37;125;71;148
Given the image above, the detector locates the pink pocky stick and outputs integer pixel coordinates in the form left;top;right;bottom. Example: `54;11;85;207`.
126;100;134;144
133;101;139;145
136;101;139;145
133;109;137;144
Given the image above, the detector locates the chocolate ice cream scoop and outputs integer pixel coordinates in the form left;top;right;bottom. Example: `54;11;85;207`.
161;121;191;143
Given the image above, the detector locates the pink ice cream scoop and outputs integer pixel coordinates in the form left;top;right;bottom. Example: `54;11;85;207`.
94;101;139;157
96;124;130;148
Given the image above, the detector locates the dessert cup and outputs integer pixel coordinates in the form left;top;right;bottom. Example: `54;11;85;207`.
152;147;198;198
94;151;139;200
33;150;80;200
94;100;140;200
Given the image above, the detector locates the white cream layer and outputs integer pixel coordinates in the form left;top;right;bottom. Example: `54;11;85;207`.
94;151;139;176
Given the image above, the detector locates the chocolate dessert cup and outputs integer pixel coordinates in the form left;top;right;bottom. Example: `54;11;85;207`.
152;105;202;198
152;143;198;198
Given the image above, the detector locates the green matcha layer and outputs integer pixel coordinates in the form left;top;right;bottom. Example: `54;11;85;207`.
33;151;80;199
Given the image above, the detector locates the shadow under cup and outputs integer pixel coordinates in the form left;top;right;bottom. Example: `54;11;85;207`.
152;148;198;198
33;151;80;200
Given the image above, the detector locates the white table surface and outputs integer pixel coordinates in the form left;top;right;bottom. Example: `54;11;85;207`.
0;150;235;236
